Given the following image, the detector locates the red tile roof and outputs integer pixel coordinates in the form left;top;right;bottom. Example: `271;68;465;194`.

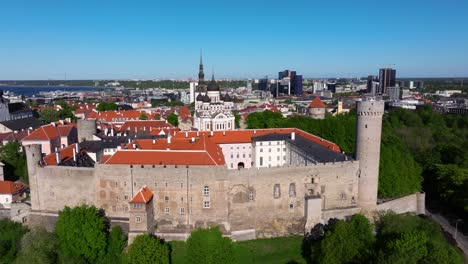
129;186;153;204
309;97;326;108
0;181;27;195
43;143;78;166
118;120;175;132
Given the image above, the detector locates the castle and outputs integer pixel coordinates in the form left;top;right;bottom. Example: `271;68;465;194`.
25;98;425;244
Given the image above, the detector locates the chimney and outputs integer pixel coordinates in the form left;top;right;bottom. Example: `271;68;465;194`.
110;128;114;137
104;128;108;135
291;132;295;140
191;137;195;143
55;151;61;164
223;131;225;136
128;138;131;143
132;143;136;149
73;150;77;162
196;131;199;136
167;135;172;144
152;139;156;144
210;131;214;137
143;126;146;131
185;131;188;138
75;143;79;153
253;130;256;135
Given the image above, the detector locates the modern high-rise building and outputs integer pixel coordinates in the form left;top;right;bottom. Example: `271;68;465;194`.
379;68;396;95
366;75;379;95
326;80;337;93
278;70;303;96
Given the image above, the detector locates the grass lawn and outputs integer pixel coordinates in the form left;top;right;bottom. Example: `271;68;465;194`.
169;235;306;264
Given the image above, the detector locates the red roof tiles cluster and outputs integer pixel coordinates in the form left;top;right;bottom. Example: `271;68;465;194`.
23;123;76;141
308;97;326;108
106;136;225;166
43;143;78;166
0;181;27;195
129;186;154;204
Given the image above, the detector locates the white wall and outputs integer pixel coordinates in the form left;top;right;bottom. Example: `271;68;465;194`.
254;140;288;168
0;194;12;208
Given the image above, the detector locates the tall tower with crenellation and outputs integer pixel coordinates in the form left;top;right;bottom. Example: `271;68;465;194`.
355;98;385;211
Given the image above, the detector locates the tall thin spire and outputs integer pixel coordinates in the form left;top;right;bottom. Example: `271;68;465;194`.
198;49;204;83
211;68;215;81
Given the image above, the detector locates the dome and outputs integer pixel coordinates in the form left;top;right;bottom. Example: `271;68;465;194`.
202;93;211;103
196;93;203;101
207;73;219;91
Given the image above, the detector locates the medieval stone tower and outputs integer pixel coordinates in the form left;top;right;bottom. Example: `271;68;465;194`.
355;99;384;211
77;119;97;142
25;144;42;211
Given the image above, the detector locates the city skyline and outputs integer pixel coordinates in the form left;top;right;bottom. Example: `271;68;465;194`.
1;0;467;80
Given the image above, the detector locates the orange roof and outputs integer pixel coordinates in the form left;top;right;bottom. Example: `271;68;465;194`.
309;97;326;108
43;143;78;165
23;124;59;141
118;120;175;132
0;181;27;195
129;186;153;204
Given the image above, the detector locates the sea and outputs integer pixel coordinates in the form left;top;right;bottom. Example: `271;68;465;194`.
0;86;112;97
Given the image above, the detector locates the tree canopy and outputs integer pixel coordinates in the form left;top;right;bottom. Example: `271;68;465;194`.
55;205;108;263
166;113;179;127
126;234;169;264
186;226;236;264
0;142;28;183
0;219;28;264
96;102;118;112
14;227;58;264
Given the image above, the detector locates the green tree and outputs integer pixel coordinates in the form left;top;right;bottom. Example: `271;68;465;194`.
126;234;169;264
103;226;126;263
234;113;241;129
166;113;179;127
0;142;28;183
319;214;374;263
14;227;58;264
0;219;28;263
186;227;236;264
39;108;60;123
96;102;118;112
153;114;161;120
376;213;463;264
55;205;108;263
139;113;148;120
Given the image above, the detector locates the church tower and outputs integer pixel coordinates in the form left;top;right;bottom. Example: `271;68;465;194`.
355;98;384;211
198;49;205;84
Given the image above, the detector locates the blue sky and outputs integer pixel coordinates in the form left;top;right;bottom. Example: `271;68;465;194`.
0;0;467;79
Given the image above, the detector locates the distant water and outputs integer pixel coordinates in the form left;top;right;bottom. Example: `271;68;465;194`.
0;86;112;97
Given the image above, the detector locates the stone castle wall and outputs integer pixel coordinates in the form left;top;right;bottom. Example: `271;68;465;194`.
28;156;360;239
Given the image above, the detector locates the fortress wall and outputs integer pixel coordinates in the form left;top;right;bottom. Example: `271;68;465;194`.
377;193;419;214
32;166;96;212
29;160;360;238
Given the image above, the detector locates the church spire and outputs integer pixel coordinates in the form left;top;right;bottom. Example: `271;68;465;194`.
198;49;204;83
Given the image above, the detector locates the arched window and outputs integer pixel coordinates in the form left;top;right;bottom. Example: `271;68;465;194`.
203;186;210;196
289;183;296;197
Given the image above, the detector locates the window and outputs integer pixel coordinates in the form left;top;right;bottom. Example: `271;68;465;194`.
203;201;210;208
269;142;271;145
260;148;263;153
124;195;128;200
268;156;271;161
273;184;281;198
277;156;280;161
114;181;118;188
283;148;286;152
321;185;326;194
231;163;234;168
203;186;210;196
237;154;239;158
133;203;142;209
268;148;271;152
124;182;127;187
289;203;294;209
154;182;157;187
136;216;141;223
277;148;280;152
165;196;169;203
260;157;263;166
165;207;170;214
243;154;245;158
231;154;233;158
133;182;136;187
180;207;185;215
180;183;183;188
289;183;296;197
165;182;168;188
115;195;119;201
249;191;254;202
